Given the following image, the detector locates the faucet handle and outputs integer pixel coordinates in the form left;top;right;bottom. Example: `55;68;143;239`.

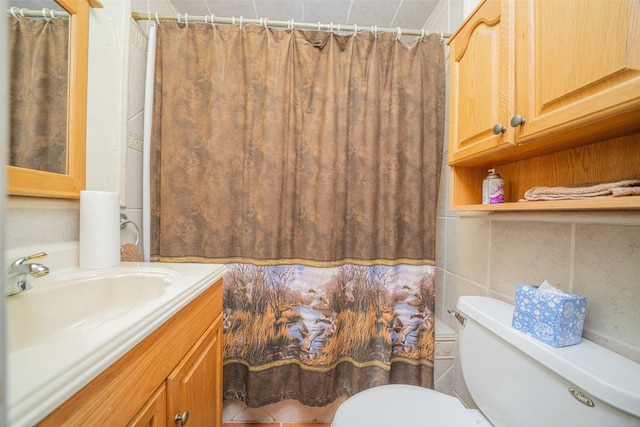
10;252;48;268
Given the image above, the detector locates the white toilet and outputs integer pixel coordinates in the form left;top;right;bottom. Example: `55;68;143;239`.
332;296;640;427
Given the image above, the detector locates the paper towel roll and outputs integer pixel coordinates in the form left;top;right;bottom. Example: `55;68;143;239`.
79;191;121;269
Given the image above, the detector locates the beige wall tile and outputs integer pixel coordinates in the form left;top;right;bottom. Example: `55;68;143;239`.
434;267;446;320
442;272;487;333
445;217;490;284
489;221;572;297
437;155;449;218
574;224;640;361
434;358;455;396
436;217;447;269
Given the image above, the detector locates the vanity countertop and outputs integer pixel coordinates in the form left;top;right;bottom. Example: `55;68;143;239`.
6;259;226;427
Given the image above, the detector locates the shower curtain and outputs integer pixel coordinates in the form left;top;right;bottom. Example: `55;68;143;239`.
150;21;444;407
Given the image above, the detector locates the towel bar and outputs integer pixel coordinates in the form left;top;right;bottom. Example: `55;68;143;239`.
120;213;140;246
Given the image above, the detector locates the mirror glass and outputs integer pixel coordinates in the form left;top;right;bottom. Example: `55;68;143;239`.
8;0;69;174
7;0;87;199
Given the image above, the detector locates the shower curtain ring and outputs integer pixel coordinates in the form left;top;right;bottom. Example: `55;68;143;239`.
263;18;269;31
211;14;216;27
10;7;20;19
239;16;243;29
318;21;321;31
184;13;189;26
353;24;357;35
155;12;160;25
396;27;402;40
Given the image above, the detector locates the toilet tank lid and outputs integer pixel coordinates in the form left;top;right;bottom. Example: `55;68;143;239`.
457;296;640;419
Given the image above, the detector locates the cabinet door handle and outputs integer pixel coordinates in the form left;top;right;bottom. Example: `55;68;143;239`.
510;115;526;128
492;123;507;135
175;410;190;426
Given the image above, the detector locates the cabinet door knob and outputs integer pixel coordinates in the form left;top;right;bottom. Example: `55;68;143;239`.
175;410;190;426
492;123;507;135
510;115;526;127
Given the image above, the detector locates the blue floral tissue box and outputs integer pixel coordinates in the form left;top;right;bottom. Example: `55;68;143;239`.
512;283;587;347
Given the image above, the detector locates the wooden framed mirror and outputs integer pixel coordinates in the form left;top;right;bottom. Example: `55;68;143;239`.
7;0;90;198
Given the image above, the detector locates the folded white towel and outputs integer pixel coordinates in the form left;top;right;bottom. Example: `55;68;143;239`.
523;179;640;201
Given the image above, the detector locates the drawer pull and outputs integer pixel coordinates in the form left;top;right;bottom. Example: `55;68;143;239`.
175;410;190;426
510;115;526;128
492;123;507;135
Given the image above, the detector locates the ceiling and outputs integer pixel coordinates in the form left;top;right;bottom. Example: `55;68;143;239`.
9;0;67;13
165;0;441;32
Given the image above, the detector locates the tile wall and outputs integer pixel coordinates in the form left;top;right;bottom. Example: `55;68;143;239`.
121;15;150;250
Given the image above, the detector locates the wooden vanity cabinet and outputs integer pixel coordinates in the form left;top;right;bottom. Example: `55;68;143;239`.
166;316;223;427
448;0;640;210
38;280;223;427
128;384;167;427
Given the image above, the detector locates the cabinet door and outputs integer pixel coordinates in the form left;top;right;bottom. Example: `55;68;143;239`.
514;0;640;144
167;317;223;427
448;0;515;165
128;385;167;427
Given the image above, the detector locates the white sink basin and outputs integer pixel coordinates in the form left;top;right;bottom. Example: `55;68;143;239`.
6;268;177;351
5;254;227;427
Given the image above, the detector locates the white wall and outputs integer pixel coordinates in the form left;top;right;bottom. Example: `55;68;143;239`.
86;0;130;198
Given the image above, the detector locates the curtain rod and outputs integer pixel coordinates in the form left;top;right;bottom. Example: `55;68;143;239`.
7;7;69;19
131;11;451;39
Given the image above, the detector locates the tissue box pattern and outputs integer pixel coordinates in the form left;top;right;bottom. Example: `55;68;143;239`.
512;285;587;347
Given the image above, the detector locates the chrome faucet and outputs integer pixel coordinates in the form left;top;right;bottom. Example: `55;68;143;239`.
6;252;50;296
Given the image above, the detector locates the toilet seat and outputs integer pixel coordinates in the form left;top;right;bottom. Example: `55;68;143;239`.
332;384;481;427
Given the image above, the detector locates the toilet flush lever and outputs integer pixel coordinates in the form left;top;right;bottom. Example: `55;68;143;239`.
447;310;466;326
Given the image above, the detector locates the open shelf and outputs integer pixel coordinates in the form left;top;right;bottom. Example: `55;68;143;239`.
449;133;640;212
452;196;640;212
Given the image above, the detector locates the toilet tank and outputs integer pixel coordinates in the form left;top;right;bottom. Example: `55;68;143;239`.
456;296;640;427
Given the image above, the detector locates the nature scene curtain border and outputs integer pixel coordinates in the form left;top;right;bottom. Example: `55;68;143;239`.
222;263;437;407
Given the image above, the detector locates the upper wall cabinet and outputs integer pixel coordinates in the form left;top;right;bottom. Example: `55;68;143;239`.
448;0;640;167
448;0;515;164
513;0;640;147
447;0;640;211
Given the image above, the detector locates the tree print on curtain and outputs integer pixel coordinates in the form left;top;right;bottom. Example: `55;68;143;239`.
223;263;435;407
